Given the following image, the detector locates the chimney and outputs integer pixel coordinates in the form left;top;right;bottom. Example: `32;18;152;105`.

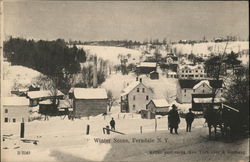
93;55;98;88
139;78;142;83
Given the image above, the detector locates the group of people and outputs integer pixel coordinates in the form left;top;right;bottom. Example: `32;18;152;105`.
109;104;195;134
168;104;195;134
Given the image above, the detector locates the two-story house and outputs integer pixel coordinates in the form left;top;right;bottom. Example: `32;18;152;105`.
177;64;206;80
120;79;153;113
177;79;223;103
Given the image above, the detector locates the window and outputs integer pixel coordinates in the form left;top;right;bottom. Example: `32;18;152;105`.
193;89;195;92
146;95;149;100
221;89;223;93
195;75;198;77
4;118;8;123
13;119;16;123
200;75;203;77
196;70;198;73
184;89;186;93
133;105;136;110
189;71;192;73
186;70;188;73
5;109;8;113
182;70;184;73
137;88;140;92
203;84;205;87
203;90;205;93
181;75;184;77
133;96;136;100
200;70;203;73
142;88;145;93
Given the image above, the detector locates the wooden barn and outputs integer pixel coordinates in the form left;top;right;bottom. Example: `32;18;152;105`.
136;62;157;75
149;71;159;80
72;88;108;117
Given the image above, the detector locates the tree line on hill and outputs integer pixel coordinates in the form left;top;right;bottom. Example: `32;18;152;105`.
4;37;86;92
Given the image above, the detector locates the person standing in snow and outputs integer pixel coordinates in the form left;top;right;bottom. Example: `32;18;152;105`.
110;118;115;130
185;108;195;132
168;104;180;134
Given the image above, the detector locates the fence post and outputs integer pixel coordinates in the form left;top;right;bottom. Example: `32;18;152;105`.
118;114;119;119
106;126;110;135
86;124;90;135
123;114;125;119
104;115;106;120
140;126;142;134
155;118;157;132
20;118;25;138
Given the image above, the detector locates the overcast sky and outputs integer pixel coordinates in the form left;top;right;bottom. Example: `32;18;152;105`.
3;1;249;42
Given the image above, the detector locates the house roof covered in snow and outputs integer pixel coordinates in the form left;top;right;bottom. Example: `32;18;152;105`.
193;97;225;103
27;90;64;99
193;80;212;89
151;99;169;108
121;81;141;96
73;88;107;99
179;79;223;89
137;62;157;68
3;97;29;106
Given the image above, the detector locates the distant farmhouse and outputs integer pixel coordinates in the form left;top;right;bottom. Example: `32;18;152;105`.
192;94;225;111
177;79;223;103
3;97;30;123
177;64;206;80
72;88;108;117
120;79;153;113
136;62;157;75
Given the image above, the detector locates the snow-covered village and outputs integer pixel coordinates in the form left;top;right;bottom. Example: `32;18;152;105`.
1;1;249;162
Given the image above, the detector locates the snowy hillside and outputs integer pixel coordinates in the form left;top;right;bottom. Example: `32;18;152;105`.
77;45;142;65
3;63;41;96
172;41;249;55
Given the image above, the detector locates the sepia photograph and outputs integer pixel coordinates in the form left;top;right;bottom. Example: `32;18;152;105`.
0;1;249;162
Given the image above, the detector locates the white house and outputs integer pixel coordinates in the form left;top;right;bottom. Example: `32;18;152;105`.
177;64;206;80
177;79;223;103
2;97;30;123
120;79;153;113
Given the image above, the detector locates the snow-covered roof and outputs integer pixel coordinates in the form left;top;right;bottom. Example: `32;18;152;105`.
39;100;53;105
27;90;64;99
137;62;157;67
179;64;204;70
3;97;29;106
58;100;71;108
73;88;107;99
193;97;225;103
121;81;140;96
193;80;212;89
168;71;177;75
151;99;170;107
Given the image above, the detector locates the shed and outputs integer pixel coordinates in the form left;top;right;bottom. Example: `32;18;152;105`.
2;97;30;123
27;90;64;107
146;99;170;115
73;88;108;117
149;71;159;80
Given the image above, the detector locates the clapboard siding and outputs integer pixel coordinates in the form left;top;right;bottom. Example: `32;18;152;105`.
74;99;108;117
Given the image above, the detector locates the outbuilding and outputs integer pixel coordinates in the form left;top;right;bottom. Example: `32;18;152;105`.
146;99;170;115
3;97;30;123
72;88;108;117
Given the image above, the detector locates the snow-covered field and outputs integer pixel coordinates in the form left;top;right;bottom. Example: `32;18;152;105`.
77;45;143;65
172;41;249;55
2;114;248;162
